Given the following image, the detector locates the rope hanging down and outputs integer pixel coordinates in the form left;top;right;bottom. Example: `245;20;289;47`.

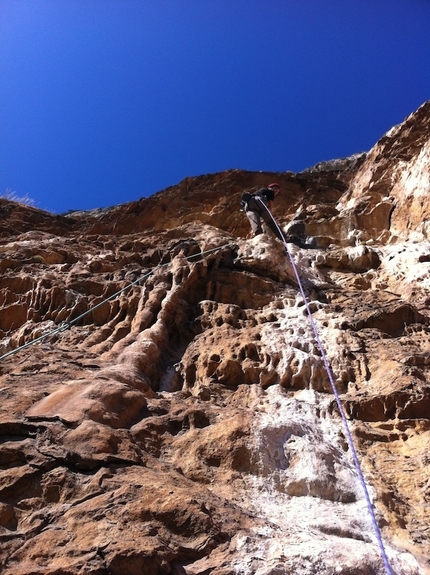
0;242;235;362
255;197;394;575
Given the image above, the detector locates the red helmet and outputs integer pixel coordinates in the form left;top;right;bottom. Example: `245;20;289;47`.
268;183;280;189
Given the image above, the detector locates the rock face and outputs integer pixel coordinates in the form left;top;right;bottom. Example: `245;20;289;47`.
0;102;429;575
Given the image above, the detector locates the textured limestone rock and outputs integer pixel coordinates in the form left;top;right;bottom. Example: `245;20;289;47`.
0;102;429;574
338;101;430;244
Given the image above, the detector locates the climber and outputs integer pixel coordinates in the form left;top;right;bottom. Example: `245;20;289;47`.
243;183;317;248
244;183;284;240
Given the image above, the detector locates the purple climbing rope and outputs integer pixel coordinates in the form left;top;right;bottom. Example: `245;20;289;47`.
255;197;393;575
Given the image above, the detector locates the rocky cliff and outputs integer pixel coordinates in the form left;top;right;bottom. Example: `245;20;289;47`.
0;101;429;575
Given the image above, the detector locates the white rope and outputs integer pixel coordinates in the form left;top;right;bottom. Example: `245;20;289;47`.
0;242;235;362
255;196;394;575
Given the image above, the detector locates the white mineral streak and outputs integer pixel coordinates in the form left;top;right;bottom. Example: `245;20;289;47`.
399;141;430;200
229;387;423;575
376;241;430;293
198;287;425;574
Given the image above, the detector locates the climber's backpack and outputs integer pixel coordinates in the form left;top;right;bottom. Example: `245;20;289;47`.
240;191;253;212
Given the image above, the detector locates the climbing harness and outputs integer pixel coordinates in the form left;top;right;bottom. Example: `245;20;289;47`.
255;196;394;575
0;242;235;362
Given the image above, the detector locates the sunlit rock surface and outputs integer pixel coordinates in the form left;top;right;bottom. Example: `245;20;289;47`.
0;102;429;574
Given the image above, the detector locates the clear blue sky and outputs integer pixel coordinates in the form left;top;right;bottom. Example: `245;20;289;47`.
1;0;429;214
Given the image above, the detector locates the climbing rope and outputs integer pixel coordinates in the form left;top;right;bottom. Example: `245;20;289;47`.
0;241;235;362
255;197;393;575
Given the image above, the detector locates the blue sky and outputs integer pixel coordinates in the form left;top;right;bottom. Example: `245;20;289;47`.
1;0;429;214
